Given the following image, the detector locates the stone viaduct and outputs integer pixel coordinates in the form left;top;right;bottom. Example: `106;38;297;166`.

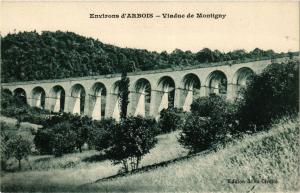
1;57;294;121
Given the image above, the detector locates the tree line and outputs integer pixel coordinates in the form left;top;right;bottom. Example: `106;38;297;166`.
1;31;291;82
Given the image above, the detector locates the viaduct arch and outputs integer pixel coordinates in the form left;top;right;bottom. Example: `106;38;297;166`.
1;57;293;120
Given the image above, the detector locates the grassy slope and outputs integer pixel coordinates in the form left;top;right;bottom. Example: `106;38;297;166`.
1;117;298;192
0;130;188;192
85;117;299;193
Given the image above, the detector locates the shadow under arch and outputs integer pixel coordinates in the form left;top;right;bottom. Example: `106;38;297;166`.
232;67;255;98
110;80;122;121
13;88;27;104
70;84;86;115
89;82;107;120
49;85;65;112
31;86;46;109
181;73;201;111
157;76;176;112
133;78;152;117
205;70;227;98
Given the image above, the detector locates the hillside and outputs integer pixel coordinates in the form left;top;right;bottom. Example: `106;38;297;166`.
1;116;298;192
85;117;299;192
1;31;286;83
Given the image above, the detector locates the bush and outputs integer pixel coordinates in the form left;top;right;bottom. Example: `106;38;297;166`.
238;61;299;132
158;107;183;133
34;127;54;155
34;114;92;156
106;116;158;172
50;122;77;157
88;118;117;151
178;115;212;152
69;115;93;152
34;121;77;157
179;95;238;152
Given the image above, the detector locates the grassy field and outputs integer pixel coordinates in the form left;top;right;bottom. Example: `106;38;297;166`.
1;116;298;192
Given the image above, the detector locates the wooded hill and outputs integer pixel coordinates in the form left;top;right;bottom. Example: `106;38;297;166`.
0;31;292;83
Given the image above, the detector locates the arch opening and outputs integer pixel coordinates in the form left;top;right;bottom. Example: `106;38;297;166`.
31;87;46;109
157;76;175;112
206;71;227;97
233;67;254;97
70;84;86;115
89;82;107;120
13;88;27;105
133;78;151;117
182;73;201;111
49;85;65;112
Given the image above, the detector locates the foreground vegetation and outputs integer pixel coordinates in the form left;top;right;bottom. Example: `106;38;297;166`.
0;130;188;192
1;116;297;192
86;116;299;192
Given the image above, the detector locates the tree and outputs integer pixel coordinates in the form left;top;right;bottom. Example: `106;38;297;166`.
158;107;183;133
117;53;133;120
50;122;77;157
238;61;299;132
178;115;212;152
34;113;92;156
34;126;54;155
70;115;93;152
88;118;117;151
6;135;31;170
119;74;130;120
106;116;158;172
179;95;237;152
196;48;214;63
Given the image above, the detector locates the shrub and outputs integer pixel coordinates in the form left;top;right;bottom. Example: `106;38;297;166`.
88;118;117;151
50;122;77;157
158;107;183;133
179;95;238;152
238;61;299;132
34;127;54;155
34;114;93;156
69;115;93;152
34;121;78;157
6;135;31;170
106;116;158;172
178;115;212;152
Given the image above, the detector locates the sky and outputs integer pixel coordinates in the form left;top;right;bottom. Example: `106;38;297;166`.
1;1;299;53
